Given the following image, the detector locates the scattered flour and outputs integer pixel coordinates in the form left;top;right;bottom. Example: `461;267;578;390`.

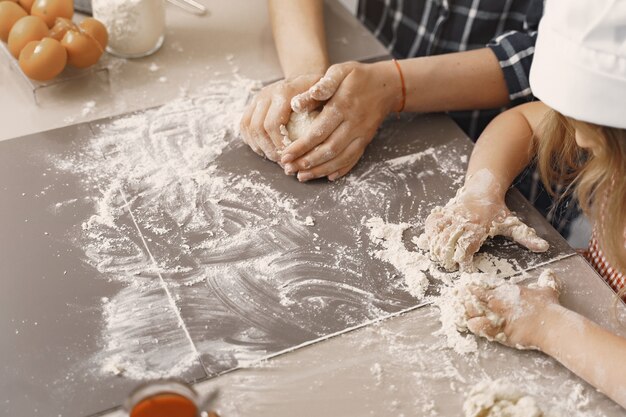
365;217;431;299
56;78;296;379
81;101;96;117
370;362;383;385
385;147;437;169
58;77;450;380
463;378;546;417
474;252;520;278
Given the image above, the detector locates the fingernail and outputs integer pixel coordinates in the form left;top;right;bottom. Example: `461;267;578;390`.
281;153;295;164
298;172;313;182
284;163;296;175
328;172;339;181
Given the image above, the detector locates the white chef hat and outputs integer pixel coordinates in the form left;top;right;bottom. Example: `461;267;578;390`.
529;0;626;129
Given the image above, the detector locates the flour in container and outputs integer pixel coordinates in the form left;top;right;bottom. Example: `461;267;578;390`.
93;0;165;58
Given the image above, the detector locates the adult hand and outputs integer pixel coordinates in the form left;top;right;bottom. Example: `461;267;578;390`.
463;275;561;349
423;169;549;272
281;60;402;181
240;73;323;162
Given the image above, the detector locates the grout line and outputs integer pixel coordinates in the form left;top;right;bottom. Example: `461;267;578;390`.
119;189;209;377
239;253;577;372
193;300;434;384
515;252;578;276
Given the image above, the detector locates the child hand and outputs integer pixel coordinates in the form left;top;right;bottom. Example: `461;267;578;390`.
240;74;323;162
422;169;549;272
463;279;561;350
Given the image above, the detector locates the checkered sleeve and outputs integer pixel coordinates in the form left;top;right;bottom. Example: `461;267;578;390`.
487;0;543;104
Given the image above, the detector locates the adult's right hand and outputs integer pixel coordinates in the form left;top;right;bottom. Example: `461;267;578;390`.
239;73;323;162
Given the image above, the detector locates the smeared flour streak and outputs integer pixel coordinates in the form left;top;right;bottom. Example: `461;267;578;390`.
55;79;445;380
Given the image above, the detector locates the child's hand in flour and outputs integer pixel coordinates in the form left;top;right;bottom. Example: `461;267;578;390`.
464;280;560;349
240;74;323;162
423;169;549;272
281;60;403;182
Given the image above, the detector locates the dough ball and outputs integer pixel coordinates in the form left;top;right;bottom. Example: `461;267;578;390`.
280;110;320;146
463;379;544;417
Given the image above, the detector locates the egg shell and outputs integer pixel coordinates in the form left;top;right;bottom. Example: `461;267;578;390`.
7;15;48;57
78;17;107;49
30;0;73;28
61;29;103;68
19;36;66;81
48;16;76;41
0;1;27;42
17;0;34;12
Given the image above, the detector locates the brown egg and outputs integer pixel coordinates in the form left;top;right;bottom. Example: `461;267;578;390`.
61;29;102;68
0;1;27;41
7;15;47;57
19;37;66;80
78;17;107;49
30;0;73;28
48;16;76;41
17;0;34;12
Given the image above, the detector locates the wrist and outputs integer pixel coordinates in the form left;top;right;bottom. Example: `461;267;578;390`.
462;169;507;203
372;60;404;114
284;60;328;80
529;303;570;351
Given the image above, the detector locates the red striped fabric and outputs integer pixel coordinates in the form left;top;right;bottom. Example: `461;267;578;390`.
583;231;626;299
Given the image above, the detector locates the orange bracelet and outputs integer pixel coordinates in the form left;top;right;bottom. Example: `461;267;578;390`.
392;59;406;113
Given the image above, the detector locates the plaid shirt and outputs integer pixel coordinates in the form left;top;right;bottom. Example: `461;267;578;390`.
357;0;543;139
357;0;580;236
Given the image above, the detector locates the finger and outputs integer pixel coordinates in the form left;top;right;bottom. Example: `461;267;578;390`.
463;299;486;319
240;103;265;156
291;64;352;113
435;222;466;270
239;99;256;144
309;64;353;101
454;224;487;272
531;269;562;294
264;96;292;151
495;215;550;252
328;158;359;181
424;209;445;238
426;214;454;262
250;99;279;161
466;317;499;339
467;285;490;302
281;105;344;164
296;138;366;182
287;122;353;171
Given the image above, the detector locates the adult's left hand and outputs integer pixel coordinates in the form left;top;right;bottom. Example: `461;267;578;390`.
281;60;402;182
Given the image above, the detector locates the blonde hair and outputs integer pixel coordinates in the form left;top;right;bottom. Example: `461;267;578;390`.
536;110;626;297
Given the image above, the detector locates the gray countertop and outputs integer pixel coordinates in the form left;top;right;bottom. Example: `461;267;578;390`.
2;107;623;417
0;2;623;417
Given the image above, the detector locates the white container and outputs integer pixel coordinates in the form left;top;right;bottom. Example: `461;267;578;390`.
93;0;165;58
